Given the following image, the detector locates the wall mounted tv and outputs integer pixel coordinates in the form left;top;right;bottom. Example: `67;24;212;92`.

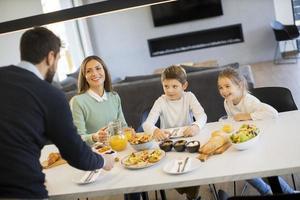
151;0;223;27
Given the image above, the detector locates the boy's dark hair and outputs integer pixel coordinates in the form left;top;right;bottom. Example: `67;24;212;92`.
20;27;61;64
161;65;187;84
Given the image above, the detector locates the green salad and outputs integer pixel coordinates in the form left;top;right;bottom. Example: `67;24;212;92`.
230;124;259;143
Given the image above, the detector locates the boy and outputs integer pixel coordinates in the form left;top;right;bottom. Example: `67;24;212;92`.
143;65;206;200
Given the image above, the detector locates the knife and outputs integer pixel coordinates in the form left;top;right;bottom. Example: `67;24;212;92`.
181;157;189;172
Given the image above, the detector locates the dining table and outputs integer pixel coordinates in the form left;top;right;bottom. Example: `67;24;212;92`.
41;110;300;199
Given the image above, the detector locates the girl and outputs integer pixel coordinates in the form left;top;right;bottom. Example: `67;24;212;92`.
218;67;295;195
70;56;132;146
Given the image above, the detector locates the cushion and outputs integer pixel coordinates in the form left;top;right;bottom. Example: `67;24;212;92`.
119;74;161;83
181;62;239;73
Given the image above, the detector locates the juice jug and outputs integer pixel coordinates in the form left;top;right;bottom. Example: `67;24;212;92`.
108;120;127;151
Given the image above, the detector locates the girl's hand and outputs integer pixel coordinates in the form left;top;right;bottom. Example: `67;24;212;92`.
153;128;169;141
183;125;199;137
233;113;251;121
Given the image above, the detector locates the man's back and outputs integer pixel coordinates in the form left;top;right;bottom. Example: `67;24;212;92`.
0;66;103;198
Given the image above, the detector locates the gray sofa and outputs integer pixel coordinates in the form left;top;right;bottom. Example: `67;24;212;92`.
57;64;254;130
113;64;255;130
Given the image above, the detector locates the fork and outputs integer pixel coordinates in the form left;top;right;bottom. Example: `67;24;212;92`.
171;128;180;137
177;161;183;172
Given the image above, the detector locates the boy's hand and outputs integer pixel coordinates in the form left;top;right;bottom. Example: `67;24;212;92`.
153;128;169;141
233;113;251;121
183;125;199;137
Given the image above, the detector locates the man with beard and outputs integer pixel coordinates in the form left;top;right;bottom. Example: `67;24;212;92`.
0;27;114;199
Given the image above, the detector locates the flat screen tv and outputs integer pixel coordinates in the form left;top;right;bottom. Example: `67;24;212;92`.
151;0;223;27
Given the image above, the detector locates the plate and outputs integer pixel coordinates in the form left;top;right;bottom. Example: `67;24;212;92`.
73;169;102;185
92;144;118;158
121;149;166;169
163;157;200;175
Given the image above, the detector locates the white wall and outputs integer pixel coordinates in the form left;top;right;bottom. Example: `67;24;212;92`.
86;0;277;80
273;0;295;52
273;0;294;24
0;0;43;66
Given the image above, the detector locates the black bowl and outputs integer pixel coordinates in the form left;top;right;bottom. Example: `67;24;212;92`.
159;140;173;152
173;140;187;152
186;140;200;153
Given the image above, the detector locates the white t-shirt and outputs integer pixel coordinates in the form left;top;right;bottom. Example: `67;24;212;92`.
224;93;278;120
142;91;207;134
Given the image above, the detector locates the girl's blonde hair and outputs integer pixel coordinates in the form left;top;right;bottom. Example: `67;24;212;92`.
77;55;113;94
161;65;187;84
218;67;248;93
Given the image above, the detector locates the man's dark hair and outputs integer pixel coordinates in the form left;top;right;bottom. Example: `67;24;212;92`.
20;27;61;64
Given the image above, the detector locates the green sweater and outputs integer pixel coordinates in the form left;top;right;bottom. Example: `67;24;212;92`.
70;92;127;146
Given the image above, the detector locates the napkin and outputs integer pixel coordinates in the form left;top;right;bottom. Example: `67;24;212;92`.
170;158;191;173
78;169;102;184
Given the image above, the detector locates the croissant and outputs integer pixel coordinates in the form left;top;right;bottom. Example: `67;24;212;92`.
198;131;231;161
47;152;61;166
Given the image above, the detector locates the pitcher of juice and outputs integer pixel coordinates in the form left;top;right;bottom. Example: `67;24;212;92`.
108;120;127;151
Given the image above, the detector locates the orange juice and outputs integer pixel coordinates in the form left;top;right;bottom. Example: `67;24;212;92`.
222;124;234;133
109;135;127;151
124;130;133;140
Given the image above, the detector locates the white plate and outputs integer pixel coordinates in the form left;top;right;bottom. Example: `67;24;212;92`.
121;149;165;169
163;157;200;175
73;169;102;185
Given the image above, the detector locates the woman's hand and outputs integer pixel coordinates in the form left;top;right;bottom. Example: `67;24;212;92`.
153;128;169;141
92;127;108;143
233;113;251;121
183;125;199;137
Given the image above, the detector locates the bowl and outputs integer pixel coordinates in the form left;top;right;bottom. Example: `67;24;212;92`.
231;133;260;150
173;140;187;152
130;140;155;151
185;140;200;153
159;140;173;152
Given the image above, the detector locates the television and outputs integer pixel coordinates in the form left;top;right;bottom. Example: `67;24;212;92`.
151;0;223;27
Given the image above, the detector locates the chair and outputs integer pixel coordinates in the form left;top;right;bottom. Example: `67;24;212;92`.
250;87;298;112
235;87;298;196
218;189;300;200
270;20;299;64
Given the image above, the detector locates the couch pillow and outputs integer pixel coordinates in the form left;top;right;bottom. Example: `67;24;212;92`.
119;74;161;83
181;62;239;73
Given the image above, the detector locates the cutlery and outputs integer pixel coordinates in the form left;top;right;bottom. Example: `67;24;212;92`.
177;161;183;173
171;128;180;137
181;157;189;172
84;170;98;183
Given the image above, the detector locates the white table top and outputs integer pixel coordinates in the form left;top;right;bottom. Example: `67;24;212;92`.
41;110;300;199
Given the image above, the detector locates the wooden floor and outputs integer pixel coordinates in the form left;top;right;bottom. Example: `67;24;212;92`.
88;60;300;200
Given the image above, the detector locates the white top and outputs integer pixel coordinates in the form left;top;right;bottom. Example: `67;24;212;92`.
143;91;207;134
224;93;278;120
87;89;108;102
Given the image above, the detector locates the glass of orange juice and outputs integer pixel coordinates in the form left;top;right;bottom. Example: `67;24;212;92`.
124;127;134;140
108;120;127;151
